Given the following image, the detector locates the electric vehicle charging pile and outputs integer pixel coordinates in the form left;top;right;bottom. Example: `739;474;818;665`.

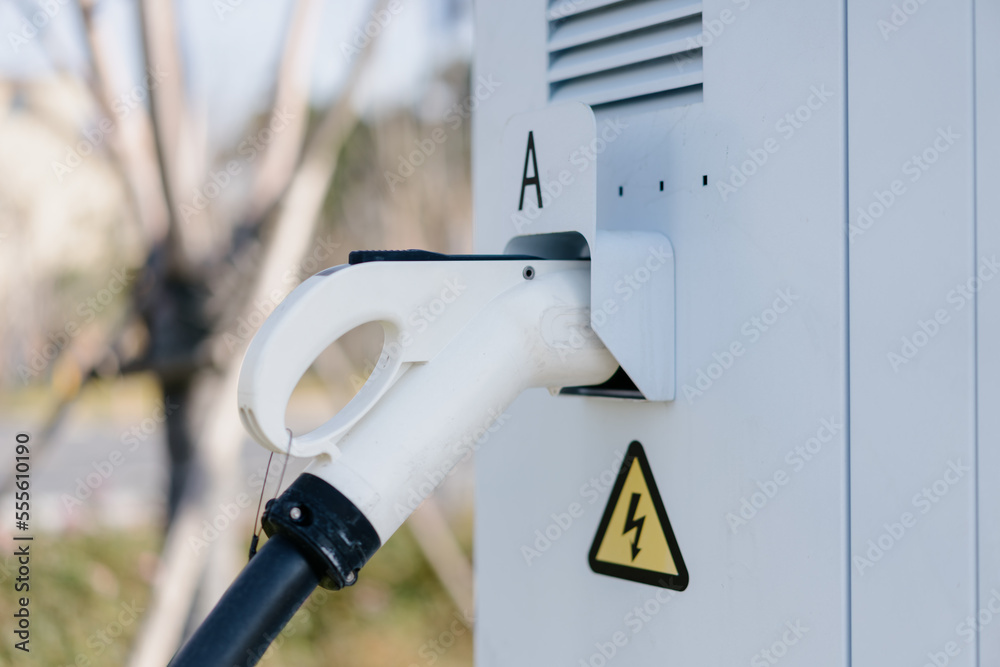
172;1;999;665
472;1;996;666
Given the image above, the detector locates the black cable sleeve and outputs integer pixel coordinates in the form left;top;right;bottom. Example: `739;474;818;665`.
167;533;319;667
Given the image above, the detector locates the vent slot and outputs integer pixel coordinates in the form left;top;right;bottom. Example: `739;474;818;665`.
547;0;703;106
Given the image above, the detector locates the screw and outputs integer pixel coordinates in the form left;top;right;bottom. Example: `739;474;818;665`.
523;266;535;280
289;506;303;521
346;571;356;584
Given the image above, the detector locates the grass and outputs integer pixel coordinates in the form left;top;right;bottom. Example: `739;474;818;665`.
0;522;473;667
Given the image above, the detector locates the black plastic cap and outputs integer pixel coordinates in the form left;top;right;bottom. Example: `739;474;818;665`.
262;473;381;590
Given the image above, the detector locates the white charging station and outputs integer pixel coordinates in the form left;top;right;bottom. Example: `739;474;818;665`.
472;1;999;666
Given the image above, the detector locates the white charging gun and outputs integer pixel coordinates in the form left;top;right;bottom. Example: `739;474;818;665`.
170;251;617;666
237;251;617;542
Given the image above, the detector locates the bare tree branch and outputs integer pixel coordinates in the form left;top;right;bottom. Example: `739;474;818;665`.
78;0;168;246
137;0;199;276
245;0;321;222
0;2;167;486
126;2;392;663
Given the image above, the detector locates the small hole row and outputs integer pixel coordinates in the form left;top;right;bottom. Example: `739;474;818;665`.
617;176;708;197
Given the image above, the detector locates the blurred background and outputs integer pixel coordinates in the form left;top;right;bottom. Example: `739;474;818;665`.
0;0;477;664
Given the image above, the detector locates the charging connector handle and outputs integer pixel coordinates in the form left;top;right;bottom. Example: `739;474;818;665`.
193;256;619;664
238;258;617;543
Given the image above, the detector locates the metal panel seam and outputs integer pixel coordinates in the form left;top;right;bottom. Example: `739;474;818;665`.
843;0;852;664
972;1;981;664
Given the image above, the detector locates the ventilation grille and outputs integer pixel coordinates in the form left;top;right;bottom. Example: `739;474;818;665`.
547;0;703;106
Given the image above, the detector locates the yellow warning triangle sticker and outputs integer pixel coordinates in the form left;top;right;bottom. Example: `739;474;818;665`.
589;441;688;590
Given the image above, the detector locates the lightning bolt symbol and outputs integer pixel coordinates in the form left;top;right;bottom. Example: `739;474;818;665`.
623;493;645;561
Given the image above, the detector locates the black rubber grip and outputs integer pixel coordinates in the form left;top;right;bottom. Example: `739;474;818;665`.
168;533;319;667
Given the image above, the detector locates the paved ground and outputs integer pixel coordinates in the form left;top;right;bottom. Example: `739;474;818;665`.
0;387;473;534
